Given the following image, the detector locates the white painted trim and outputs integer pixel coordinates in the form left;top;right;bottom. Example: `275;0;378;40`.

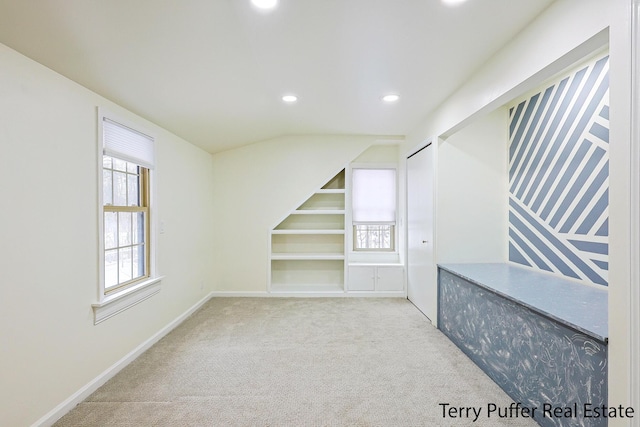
348;163;400;256
630;0;640;414
96;107;161;313
266;229;272;294
344;164;352;293
270;291;406;298
210;291;271;297
92;277;163;324
33;292;213;427
209;291;405;298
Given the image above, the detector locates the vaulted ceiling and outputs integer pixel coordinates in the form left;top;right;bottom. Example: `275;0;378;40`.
0;0;555;153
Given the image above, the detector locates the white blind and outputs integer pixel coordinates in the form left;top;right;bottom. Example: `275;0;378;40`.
103;118;155;169
352;168;396;222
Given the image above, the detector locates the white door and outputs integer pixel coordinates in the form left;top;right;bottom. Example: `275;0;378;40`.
407;143;436;323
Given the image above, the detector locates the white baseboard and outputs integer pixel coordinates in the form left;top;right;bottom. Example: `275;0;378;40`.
211;290;406;298
33;292;214;427
209;291;270;297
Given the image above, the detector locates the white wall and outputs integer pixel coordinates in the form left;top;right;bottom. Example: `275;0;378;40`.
352;144;399;163
0;43;215;426
211;135;380;292
436;108;508;263
401;0;610;155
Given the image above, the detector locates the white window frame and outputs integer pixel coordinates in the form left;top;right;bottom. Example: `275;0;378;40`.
92;108;162;324
349;163;399;254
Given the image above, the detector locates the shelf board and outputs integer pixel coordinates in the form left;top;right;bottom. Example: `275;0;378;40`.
271;253;345;260
270;284;345;293
292;209;345;215
272;229;345;235
315;189;345;194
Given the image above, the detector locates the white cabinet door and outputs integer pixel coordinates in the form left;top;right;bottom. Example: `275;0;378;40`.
348;266;375;291
376;266;404;291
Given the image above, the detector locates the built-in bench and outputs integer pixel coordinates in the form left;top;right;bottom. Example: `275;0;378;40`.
438;263;608;427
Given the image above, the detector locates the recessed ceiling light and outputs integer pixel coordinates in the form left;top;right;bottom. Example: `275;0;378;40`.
251;0;278;10
382;94;400;103
282;95;298;103
442;0;468;6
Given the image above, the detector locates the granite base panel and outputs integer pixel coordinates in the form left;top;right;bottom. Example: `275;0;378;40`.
438;269;607;427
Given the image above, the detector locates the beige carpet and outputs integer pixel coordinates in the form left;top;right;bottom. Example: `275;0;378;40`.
54;298;536;426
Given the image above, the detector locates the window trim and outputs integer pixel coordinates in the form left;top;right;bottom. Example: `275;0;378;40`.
349;163;399;254
353;223;396;252
93;108;161;324
103;161;151;294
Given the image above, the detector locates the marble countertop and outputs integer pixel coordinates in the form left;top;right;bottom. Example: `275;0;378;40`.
438;263;608;343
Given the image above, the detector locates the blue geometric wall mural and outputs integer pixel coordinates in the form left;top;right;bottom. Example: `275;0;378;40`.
508;54;610;286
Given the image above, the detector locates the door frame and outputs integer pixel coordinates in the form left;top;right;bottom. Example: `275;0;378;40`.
629;0;640;413
405;138;438;326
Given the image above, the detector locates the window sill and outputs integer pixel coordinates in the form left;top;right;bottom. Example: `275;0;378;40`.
92;276;163;324
349;251;400;264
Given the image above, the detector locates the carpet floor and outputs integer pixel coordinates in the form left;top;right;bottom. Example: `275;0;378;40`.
54;298;537;426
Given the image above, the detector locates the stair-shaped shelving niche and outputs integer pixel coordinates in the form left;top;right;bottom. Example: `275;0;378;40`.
270;169;346;293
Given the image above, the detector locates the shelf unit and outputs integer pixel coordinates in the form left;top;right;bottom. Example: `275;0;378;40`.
270;169;346;292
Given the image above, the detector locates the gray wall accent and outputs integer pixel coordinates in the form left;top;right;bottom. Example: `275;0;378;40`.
438;268;608;427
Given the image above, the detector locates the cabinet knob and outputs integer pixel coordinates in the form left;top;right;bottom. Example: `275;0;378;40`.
422;240;428;244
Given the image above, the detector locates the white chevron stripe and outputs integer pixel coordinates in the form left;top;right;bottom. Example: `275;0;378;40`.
556;156;607;234
591;210;609;237
539;106;609;226
562;233;608;244
508;101;528;146
508;237;536;268
509;96;541;165
540;136;598;223
580;251;608;263
509;82;569;193
509;222;551;269
509;198;592;282
542;143;601;226
526;62;608;211
509;85;561;182
513;71;587;202
568;177;608;236
509;98;535;145
587;95;611;151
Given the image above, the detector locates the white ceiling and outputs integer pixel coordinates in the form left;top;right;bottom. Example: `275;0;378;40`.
0;0;555;153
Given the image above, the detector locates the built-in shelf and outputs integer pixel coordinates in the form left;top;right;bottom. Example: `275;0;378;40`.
292;209;346;215
270;284;344;293
271;253;345;260
270;169;346;293
274;213;344;230
315;189;345;194
272;229;345;235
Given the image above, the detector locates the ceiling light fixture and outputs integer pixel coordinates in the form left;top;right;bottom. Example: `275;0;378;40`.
282;95;298;103
382;94;400;103
442;0;468;6
251;0;278;10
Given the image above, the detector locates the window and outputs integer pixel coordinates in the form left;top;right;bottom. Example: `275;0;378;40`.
93;111;159;324
102;156;149;292
352;168;397;251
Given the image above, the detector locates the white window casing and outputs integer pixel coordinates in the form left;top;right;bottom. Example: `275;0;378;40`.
93;108;162;324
